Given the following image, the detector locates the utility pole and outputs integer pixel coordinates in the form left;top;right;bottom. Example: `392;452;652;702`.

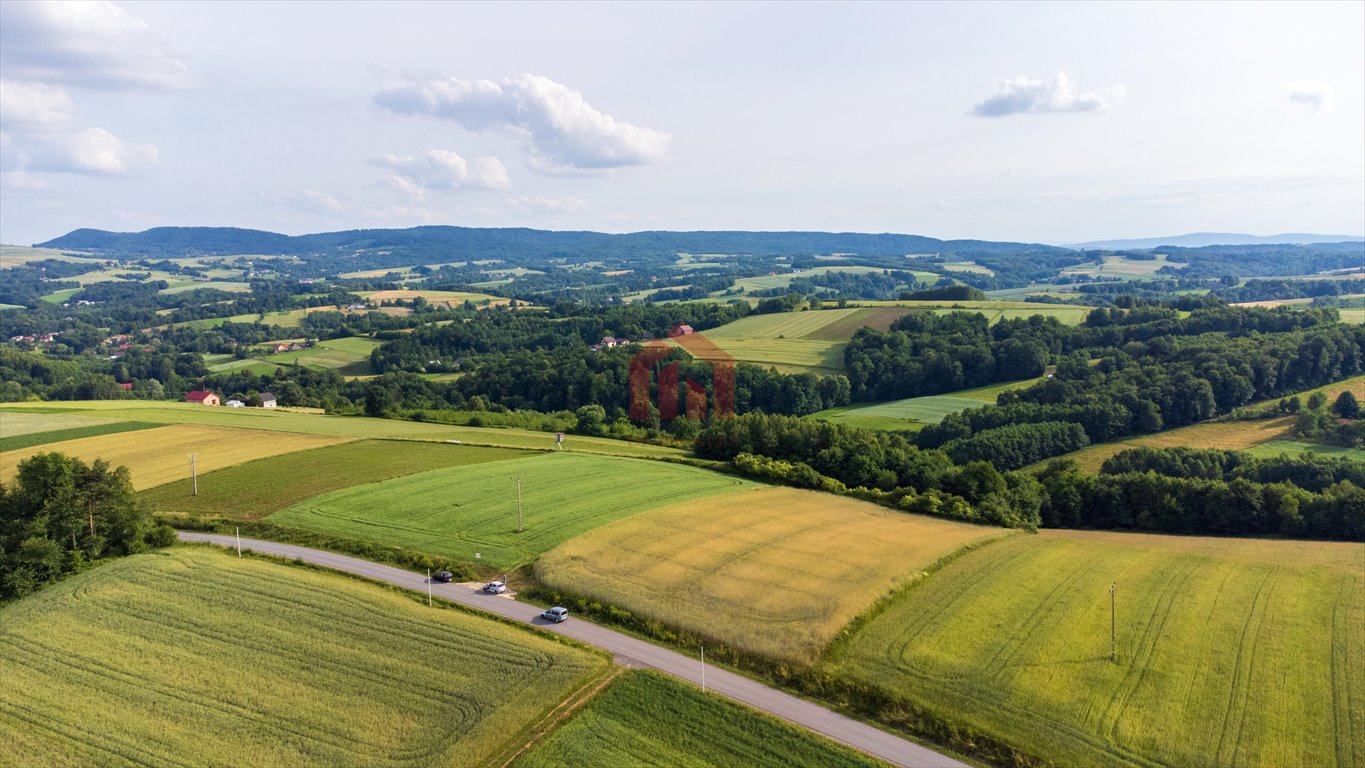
701;645;706;694
190;453;198;496
236;527;242;558
516;475;523;533
1110;581;1117;663
427;570;432;607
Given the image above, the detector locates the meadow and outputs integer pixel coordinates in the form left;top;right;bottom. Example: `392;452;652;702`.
204;335;383;376
142;440;526;520
512;670;880;768
537;487;1004;661
360;289;522;308
1061;254;1186;279
0;424;350;490
174;308;312;329
809;377;1042;431
0;546;608;768
831;529;1365;768
0;401;686;459
1044;375;1365;472
0;421;160;453
679;306;915;374
856;299;1094;325
268;452;751;570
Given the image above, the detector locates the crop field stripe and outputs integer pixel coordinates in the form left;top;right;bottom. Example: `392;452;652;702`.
1331;582;1358;768
0;421;161;452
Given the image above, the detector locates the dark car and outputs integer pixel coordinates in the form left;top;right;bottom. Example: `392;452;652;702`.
433;571;454;583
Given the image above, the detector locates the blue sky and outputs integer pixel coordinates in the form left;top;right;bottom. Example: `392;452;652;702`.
1;0;1362;245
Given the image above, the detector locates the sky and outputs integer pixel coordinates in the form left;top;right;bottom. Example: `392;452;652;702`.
1;0;1362;246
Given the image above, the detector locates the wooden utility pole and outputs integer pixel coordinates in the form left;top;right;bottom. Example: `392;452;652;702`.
1110;582;1117;663
190;454;198;496
516;475;523;532
701;645;706;693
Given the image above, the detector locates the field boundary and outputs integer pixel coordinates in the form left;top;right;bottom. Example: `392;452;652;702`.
491;667;623;768
821;533;1021;665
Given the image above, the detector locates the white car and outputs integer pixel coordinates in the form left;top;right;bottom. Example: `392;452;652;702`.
483;580;506;594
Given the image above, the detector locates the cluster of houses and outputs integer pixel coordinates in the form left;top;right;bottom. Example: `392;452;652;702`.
8;332;59;344
270;341;310;354
185;390;278;409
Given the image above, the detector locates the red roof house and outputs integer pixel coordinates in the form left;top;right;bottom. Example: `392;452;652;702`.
117;382;134;390
185;390;220;406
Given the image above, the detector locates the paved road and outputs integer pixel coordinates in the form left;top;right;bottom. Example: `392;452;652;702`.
178;532;967;768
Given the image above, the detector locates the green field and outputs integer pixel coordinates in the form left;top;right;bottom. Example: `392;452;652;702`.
855;300;1093;325
831;529;1365;768
174;308;312;329
538;487;1002;661
1244;439;1365;462
1061;254;1186;279
513;670;880;768
206;336;382;376
0;401;686;459
721;266;895;295
678;307;919;374
269;452;750;569
0;411;119;437
0;421;160;453
809;377;1042;431
0;547;608;768
143;440;525;520
0;245;106;267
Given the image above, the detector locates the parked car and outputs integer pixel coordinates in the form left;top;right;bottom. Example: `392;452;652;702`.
542;606;569;623
433;571;454;583
483;580;506;594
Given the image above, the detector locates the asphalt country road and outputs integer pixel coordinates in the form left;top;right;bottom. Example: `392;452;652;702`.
178;532;968;768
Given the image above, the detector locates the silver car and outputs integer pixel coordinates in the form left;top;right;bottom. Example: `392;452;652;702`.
542;606;569;622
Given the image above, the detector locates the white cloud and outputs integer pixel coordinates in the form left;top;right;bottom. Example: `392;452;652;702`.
0;1;191;90
0;80;75;129
1284;81;1334;115
970;71;1123;117
48;127;158;176
369;150;510;196
508;195;588;215
374;73;670;173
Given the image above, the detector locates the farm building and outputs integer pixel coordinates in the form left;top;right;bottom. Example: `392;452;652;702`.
670;324;695;337
117;382;133;390
185;390;220;406
259;392;278;408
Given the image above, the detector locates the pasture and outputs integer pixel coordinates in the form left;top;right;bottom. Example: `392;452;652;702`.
0;402;686;459
360;289;523;308
721;265;894;295
207;336;382;376
832;529;1365;768
268;452;750;569
680;307;918;374
857;299;1093;325
537;487;1004;662
0;424;351;490
513;670;880;768
143;440;524;520
174;308;311;329
0;421;160;453
1061;253;1186;279
1044;375;1365;472
0;547;608;768
0;245;106;267
1245;439;1365;462
809;377;1041;431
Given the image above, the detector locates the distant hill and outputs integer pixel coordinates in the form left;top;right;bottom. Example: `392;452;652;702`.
1066;232;1365;250
36;225;1069;263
